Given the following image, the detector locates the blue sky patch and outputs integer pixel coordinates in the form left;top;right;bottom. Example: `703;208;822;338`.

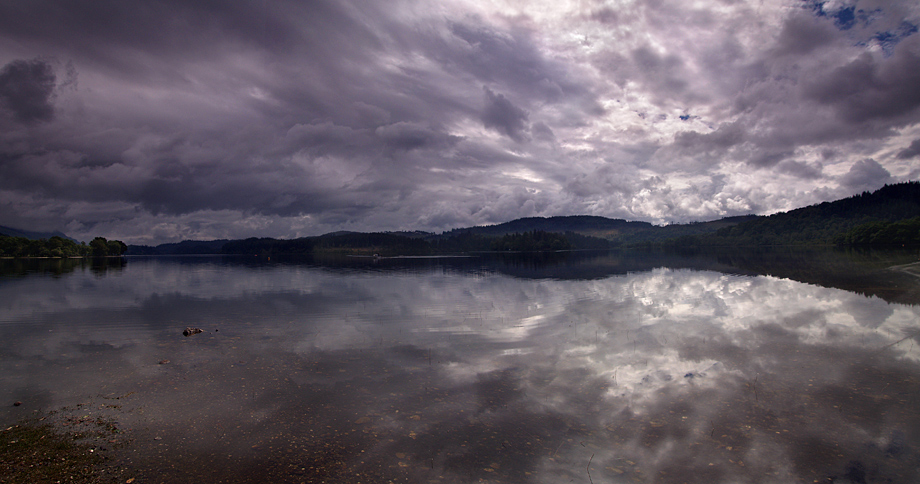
833;6;856;30
873;21;919;54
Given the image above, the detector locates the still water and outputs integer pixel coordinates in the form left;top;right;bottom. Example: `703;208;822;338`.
1;250;919;483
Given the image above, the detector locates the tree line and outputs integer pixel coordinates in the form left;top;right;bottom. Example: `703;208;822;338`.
0;235;127;258
63;181;919;257
490;230;572;251
660;182;920;248
219;230;611;256
835;217;920;246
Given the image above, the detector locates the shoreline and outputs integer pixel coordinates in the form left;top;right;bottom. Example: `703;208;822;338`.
2;405;132;484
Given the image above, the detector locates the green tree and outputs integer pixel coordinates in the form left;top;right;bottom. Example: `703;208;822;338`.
0;234;116;258
490;230;572;251
90;237;109;257
106;239;127;256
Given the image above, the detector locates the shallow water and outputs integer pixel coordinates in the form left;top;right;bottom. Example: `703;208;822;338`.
1;251;919;483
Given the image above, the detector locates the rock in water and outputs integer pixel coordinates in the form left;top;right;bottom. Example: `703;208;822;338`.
183;327;204;337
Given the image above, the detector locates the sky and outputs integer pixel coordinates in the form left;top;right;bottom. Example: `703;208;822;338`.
1;0;919;245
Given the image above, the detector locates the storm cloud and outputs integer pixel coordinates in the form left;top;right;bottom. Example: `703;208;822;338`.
0;58;56;123
481;87;529;142
0;0;918;243
897;138;920;159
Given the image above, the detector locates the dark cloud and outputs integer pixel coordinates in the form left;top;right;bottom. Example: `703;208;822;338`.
589;7;619;24
631;45;689;95
0;0;309;63
776;159;823;179
481;87;529;142
839;158;892;192
445;22;579;104
374;122;462;152
749;150;794;168
773;11;841;55
563;166;636;199
531;121;555;142
673;121;745;154
803;37;920;124
284;122;371;158
896;138;920;159
0;58;56;123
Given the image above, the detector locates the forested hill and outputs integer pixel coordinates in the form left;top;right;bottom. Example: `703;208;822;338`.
127;239;229;255
437;215;653;240
120;181;919;255
685;181;920;247
0;225;76;242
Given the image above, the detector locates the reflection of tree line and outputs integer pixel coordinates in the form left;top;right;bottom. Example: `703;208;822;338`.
0;235;127;258
354;247;920;305
0;256;127;276
234;246;919;305
8;242;914;303
707;247;920;304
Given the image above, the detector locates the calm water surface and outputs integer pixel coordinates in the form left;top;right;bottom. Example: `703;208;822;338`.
1;250;919;483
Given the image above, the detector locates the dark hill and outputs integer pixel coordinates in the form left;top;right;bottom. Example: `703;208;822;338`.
123;181;920;255
127;240;229;255
0;225;78;242
696;181;920;246
438;215;654;239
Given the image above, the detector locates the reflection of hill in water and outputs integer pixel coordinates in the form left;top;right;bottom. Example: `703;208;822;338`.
0;257;127;278
704;247;920;305
297;248;920;304
2;249;919;483
6;248;917;304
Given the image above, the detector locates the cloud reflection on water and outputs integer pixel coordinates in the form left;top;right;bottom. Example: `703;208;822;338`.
1;257;918;483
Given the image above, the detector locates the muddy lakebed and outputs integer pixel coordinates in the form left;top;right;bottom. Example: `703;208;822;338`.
2;249;919;483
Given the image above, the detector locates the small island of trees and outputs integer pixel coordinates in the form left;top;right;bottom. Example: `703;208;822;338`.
0;235;127;258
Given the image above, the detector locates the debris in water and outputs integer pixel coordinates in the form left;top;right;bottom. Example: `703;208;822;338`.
183;327;204;337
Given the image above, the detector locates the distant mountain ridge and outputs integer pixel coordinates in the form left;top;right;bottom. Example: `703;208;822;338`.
124;181;919;254
438;215;655;239
10;181;917;255
127;239;229;255
0;225;78;242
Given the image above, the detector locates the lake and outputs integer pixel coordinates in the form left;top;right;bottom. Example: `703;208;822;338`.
1;249;919;483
